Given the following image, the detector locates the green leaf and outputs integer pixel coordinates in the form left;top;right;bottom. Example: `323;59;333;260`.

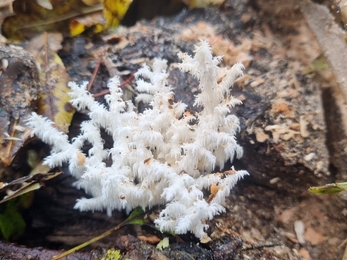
337;182;347;191
0;201;26;240
128;206;144;218
302;54;330;74
126;206;147;225
156;237;169;251
308;182;347;194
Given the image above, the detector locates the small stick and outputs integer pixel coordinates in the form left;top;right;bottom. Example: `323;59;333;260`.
92;73;135;98
242;243;282;251
87;55;103;91
51;207;145;260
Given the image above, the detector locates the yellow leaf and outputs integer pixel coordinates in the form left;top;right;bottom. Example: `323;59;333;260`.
94;23;104;33
70;20;86;37
103;0;133;28
27;33;75;133
69;12;104;36
36;52;75;132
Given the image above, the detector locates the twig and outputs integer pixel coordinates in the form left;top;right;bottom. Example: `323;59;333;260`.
51;207;146;260
87;54;103;91
91;73;135;98
242;243;282;251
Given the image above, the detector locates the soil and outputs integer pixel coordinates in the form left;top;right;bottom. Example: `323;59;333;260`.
1;0;347;259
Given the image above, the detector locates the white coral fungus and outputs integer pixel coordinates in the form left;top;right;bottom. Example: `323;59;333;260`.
27;40;249;240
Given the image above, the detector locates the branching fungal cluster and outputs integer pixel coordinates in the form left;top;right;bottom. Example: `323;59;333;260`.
27;40;248;240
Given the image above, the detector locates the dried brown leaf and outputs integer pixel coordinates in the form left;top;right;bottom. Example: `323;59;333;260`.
0;171;61;204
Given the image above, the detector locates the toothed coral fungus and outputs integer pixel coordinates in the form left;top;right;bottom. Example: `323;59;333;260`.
27;40;248;240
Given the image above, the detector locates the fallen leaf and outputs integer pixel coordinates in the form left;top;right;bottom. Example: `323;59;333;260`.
102;0;133;28
156;237;169;251
69;12;104;36
0;171;61;204
27;33;75;133
138;235;161;244
299;248;312;260
2;0;101;40
308;182;347;194
278;207;296;224
0;199;26;240
304;227;324;245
